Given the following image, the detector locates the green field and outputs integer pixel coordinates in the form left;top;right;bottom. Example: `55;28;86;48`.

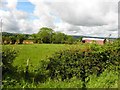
7;44;66;69
2;44;118;88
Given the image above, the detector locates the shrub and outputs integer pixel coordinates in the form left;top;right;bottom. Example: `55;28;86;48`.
34;60;50;83
41;42;119;88
2;47;18;75
2;47;19;88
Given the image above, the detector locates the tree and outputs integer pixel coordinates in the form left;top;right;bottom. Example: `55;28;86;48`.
66;35;75;44
9;36;17;44
37;27;54;43
31;34;39;43
17;34;25;44
2;36;6;44
52;32;67;44
4;36;11;44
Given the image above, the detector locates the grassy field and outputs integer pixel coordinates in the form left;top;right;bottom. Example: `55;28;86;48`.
7;44;67;69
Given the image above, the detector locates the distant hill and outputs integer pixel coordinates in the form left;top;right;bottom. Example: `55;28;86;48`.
1;32;118;39
2;32;15;36
1;32;31;37
72;35;118;39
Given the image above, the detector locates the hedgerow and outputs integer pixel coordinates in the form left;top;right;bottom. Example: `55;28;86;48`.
2;39;120;88
40;40;120;88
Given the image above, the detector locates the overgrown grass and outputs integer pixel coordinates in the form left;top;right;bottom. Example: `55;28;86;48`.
3;69;118;88
37;69;118;88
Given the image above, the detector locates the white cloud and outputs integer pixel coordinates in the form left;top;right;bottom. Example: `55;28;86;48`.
0;10;18;32
46;0;118;26
29;0;56;28
5;0;18;9
0;10;34;33
0;0;119;37
28;0;118;37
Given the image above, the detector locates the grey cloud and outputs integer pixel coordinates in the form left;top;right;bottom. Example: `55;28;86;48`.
2;14;20;33
67;25;80;31
46;1;117;27
29;0;118;37
3;21;19;33
108;29;118;31
1;0;118;38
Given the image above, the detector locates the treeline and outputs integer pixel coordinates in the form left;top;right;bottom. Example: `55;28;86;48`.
2;34;26;44
2;27;82;44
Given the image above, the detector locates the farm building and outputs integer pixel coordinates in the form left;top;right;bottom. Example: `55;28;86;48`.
23;40;34;44
82;38;107;45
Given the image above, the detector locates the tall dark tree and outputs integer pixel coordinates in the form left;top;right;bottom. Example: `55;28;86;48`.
9;36;17;44
17;34;25;44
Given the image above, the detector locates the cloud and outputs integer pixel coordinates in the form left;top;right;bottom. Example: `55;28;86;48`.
0;0;119;38
5;0;18;9
28;0;56;28
46;0;118;26
0;10;19;33
28;0;118;37
0;0;37;34
0;10;34;33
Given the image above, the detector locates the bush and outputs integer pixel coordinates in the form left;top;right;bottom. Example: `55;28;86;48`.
2;47;18;75
40;42;119;88
2;47;19;88
34;60;49;83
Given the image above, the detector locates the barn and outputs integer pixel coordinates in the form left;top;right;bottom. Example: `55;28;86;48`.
82;38;107;45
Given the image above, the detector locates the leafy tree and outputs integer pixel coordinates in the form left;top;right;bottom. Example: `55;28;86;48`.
52;32;67;44
66;35;76;44
37;27;54;43
4;36;11;44
2;36;6;44
17;34;25;44
31;34;39;43
9;36;17;44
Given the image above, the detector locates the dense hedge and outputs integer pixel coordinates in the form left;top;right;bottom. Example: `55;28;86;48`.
40;40;120;87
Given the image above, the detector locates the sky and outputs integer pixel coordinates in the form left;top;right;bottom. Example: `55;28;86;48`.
0;0;119;38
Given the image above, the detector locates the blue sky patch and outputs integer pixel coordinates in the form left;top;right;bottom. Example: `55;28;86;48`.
16;1;35;13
